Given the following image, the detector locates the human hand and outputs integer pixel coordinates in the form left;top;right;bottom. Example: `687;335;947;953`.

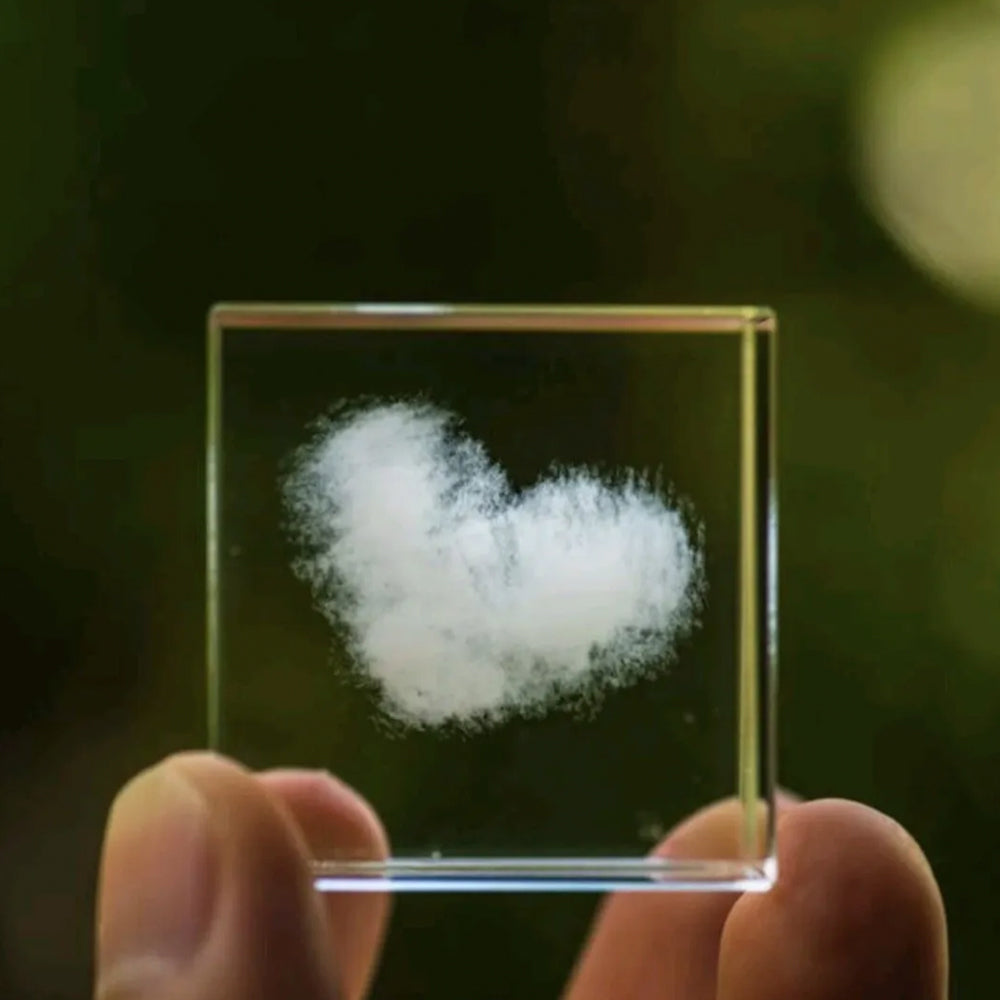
93;753;947;999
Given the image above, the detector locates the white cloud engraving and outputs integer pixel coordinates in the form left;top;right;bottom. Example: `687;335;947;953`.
283;401;703;731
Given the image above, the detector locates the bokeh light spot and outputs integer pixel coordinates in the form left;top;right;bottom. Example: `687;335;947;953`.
856;7;1000;309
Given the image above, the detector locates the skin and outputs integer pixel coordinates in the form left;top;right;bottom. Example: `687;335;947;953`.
93;753;948;1000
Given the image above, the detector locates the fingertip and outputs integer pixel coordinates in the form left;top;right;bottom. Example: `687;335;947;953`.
167;755;340;982
96;760;219;997
564;793;804;1000
256;769;392;1000
96;752;342;1000
718;799;948;1000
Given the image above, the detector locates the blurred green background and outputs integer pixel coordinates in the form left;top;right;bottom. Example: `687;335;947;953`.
1;0;998;996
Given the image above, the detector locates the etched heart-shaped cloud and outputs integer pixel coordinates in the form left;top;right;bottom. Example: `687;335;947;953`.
282;401;704;732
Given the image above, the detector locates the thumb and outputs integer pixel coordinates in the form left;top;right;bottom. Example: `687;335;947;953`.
95;753;343;1000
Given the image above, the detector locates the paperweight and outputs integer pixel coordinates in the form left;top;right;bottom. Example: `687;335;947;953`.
206;303;777;892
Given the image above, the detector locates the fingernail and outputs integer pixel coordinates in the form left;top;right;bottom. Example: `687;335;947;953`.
96;764;218;993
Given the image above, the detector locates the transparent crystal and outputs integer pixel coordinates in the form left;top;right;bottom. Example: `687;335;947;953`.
207;304;777;892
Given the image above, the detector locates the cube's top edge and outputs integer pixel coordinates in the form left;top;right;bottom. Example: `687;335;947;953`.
208;302;775;335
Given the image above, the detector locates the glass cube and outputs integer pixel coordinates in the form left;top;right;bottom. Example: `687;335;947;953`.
207;304;777;892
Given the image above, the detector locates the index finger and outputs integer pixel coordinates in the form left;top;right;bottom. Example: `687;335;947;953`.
256;771;391;1000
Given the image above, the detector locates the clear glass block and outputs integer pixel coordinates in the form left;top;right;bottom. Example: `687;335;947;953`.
207;304;777;893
